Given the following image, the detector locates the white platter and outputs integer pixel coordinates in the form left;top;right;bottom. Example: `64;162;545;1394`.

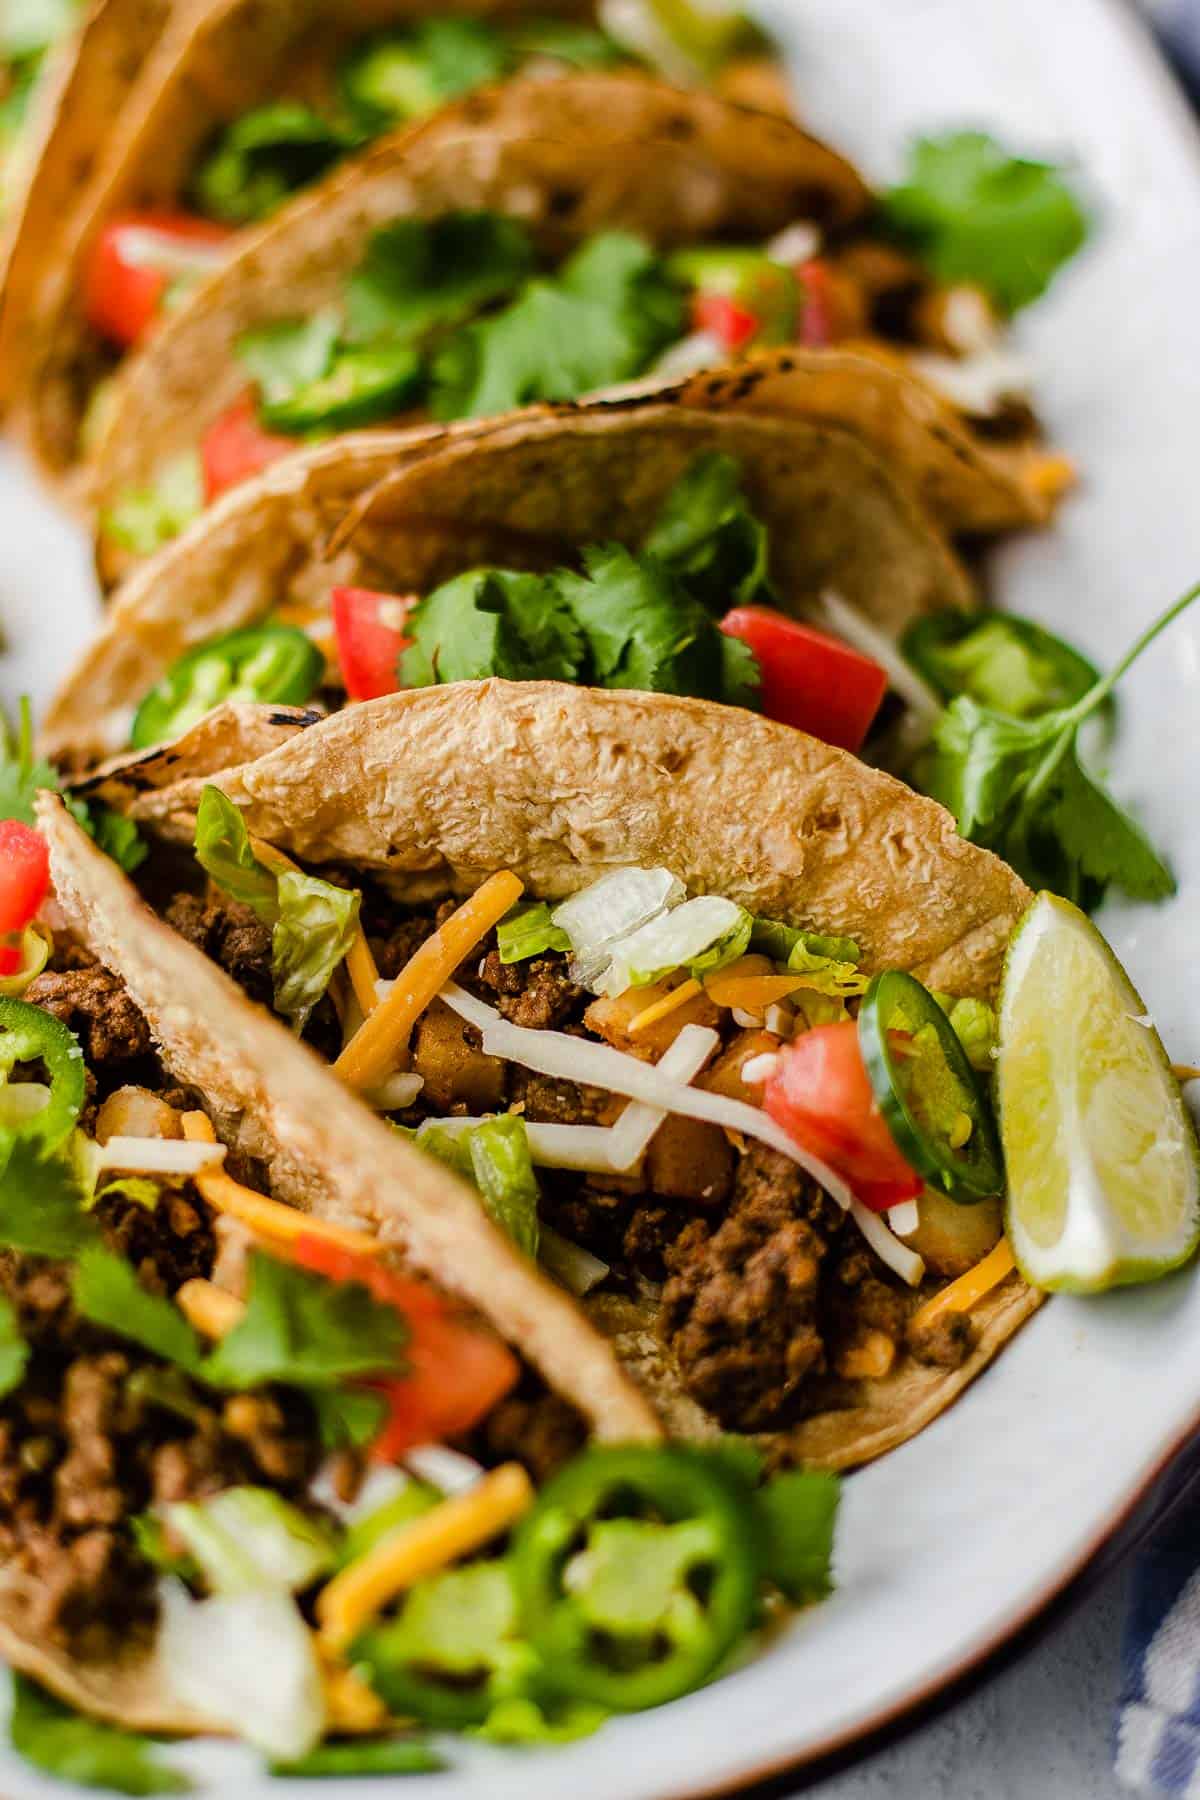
3;0;1200;1793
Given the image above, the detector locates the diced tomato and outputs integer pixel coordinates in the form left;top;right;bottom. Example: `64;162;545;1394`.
84;213;231;349
763;1022;921;1208
331;587;416;702
691;290;762;353
0;822;49;978
0;822;49;936
797;259;832;347
719;607;887;752
291;1235;519;1461
200;395;295;504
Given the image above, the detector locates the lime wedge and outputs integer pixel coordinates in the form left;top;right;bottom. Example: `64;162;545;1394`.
997;892;1200;1292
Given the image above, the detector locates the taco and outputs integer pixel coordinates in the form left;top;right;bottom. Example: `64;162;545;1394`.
9;58;1072;569
70;679;1039;1486
43;367;988;770
0;0;178;398
7;9;815;487
3;787;823;1756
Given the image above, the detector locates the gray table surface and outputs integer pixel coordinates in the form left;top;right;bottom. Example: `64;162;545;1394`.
806;1561;1130;1799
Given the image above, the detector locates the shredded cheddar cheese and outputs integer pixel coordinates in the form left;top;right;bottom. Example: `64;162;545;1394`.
704;971;809;1012
345;932;382;1018
909;1237;1015;1334
316;1463;533;1652
627;979;703;1038
177;1278;245;1339
333;871;523;1090
321;1656;390;1733
1026;451;1076;503
180;1112;381;1254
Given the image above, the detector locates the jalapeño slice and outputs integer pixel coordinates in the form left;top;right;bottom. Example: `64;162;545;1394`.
512;1445;758;1711
0;999;86;1163
260;341;424;433
130;624;325;748
858;970;1003;1203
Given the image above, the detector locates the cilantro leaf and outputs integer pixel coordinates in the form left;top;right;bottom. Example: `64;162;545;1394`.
556;544;729;696
340;18;510;129
400;569;586;687
644;450;773;613
193;103;358;225
0;696;58;825
308;1385;389;1453
10;1675;190;1795
0;1144;100;1257
431;230;685;419
1043;747;1174;902
0;1295;28;1398
921;581;1200;906
882;130;1089;314
345;213;533;346
719;632;762;711
203;1251;407;1390
73;1249;206;1374
754;1469;839;1604
88;806;148;874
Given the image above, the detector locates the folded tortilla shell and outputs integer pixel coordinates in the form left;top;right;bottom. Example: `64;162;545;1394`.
8;790;658;1729
46;387;974;767
87;681;1040;1473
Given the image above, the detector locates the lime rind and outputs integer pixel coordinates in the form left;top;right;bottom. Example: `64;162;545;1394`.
997;892;1200;1294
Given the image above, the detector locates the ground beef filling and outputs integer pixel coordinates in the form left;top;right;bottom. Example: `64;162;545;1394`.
7;943;325;1656
0;1192;323;1656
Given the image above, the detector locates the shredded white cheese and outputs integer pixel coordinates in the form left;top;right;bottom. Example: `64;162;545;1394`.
606;1024;719;1170
764;220;822;265
740;1053;780;1086
887;1199;921;1238
95;1138;227;1176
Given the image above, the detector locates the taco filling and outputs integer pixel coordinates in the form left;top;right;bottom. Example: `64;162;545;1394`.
98;157;1083;560
116;448;891;751
140;780;1024;1467
0;799;841;1776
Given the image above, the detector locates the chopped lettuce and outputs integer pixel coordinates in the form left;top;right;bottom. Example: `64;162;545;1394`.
272;869;361;1031
496;900;571;964
882;129;1088;313
937;994;998;1071
431;230;685;418
100;453;204;558
166;1487;336;1595
193;786;359;1026
415;1115;540;1258
600;894;752;994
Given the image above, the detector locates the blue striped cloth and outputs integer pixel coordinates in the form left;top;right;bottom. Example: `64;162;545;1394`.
1107;14;1200;1795
1116;1481;1200;1793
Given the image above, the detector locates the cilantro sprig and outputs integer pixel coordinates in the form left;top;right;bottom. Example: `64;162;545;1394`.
882;129;1089;313
400;451;765;708
1;697;146;871
920;583;1199;905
